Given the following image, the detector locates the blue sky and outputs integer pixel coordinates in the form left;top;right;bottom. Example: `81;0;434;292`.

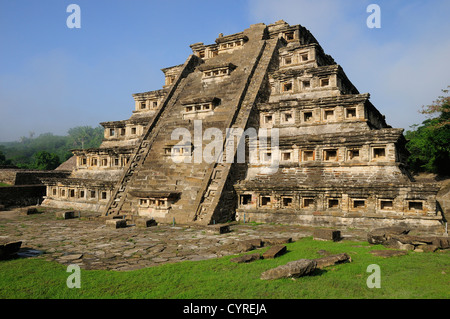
0;0;449;142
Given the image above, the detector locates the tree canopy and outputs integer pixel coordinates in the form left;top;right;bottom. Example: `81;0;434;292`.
0;125;104;170
33;151;61;170
0;149;13;166
67;126;104;150
404;87;450;176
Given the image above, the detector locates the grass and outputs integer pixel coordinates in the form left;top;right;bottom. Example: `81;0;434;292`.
0;182;12;187
0;237;448;299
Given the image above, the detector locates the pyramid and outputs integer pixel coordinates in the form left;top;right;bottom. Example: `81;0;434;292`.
41;21;444;232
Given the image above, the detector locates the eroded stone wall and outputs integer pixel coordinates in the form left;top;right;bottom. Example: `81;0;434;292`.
0;185;46;207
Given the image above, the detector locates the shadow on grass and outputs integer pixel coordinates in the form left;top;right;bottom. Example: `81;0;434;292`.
311;267;328;276
0;247;43;261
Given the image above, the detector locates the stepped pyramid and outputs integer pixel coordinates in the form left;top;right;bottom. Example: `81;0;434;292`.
41;20;444;231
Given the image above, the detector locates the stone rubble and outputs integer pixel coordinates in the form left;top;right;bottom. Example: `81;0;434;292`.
261;259;317;280
367;226;449;252
314;253;351;269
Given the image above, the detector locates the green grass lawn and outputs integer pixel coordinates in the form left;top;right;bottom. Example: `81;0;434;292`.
0;182;11;187
0;237;448;299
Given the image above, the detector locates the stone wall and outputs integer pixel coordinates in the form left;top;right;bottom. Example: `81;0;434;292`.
234;184;444;232
0;169;70;186
0;185;46;208
40;177;116;212
40;197;106;212
437;183;450;223
235;209;443;232
0;170;17;185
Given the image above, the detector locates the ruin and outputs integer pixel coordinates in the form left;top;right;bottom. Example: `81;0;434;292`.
41;20;445;232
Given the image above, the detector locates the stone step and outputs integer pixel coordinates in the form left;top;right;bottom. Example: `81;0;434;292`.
262;245;287;259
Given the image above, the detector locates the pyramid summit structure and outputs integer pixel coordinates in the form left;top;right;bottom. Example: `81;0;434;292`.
41;20;444;232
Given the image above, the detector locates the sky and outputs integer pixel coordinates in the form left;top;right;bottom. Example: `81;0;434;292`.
0;0;449;142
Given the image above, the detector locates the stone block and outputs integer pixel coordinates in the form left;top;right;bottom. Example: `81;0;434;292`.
237;239;264;252
408;236;435;245
367;226;410;245
25;207;39;215
262;245;286;259
260;259;317;280
0;241;22;259
136;218;157;228
230;253;261;263
59;253;83;261
238;239;263;252
384;238;415;251
263;237;292;245
313;229;341;242
414;244;438;253
432;237;450;249
206;224;230;234
106;219;127;229
383;234;446;252
423;244;439;252
441;237;450;249
369;250;408;258
57;211;76;220
314;253;351;269
238;241;255;252
247;238;263;248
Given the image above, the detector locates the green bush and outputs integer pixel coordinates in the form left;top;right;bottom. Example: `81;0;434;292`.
405;87;450;175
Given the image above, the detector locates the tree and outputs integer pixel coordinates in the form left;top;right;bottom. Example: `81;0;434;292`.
67;126;91;149
33;151;61;170
405;87;450;176
67;126;104;150
420;86;450;127
0;125;103;169
0;150;13;166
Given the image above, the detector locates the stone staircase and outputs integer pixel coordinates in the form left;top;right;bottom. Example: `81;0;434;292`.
193;37;280;224
104;23;281;225
103;54;201;216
